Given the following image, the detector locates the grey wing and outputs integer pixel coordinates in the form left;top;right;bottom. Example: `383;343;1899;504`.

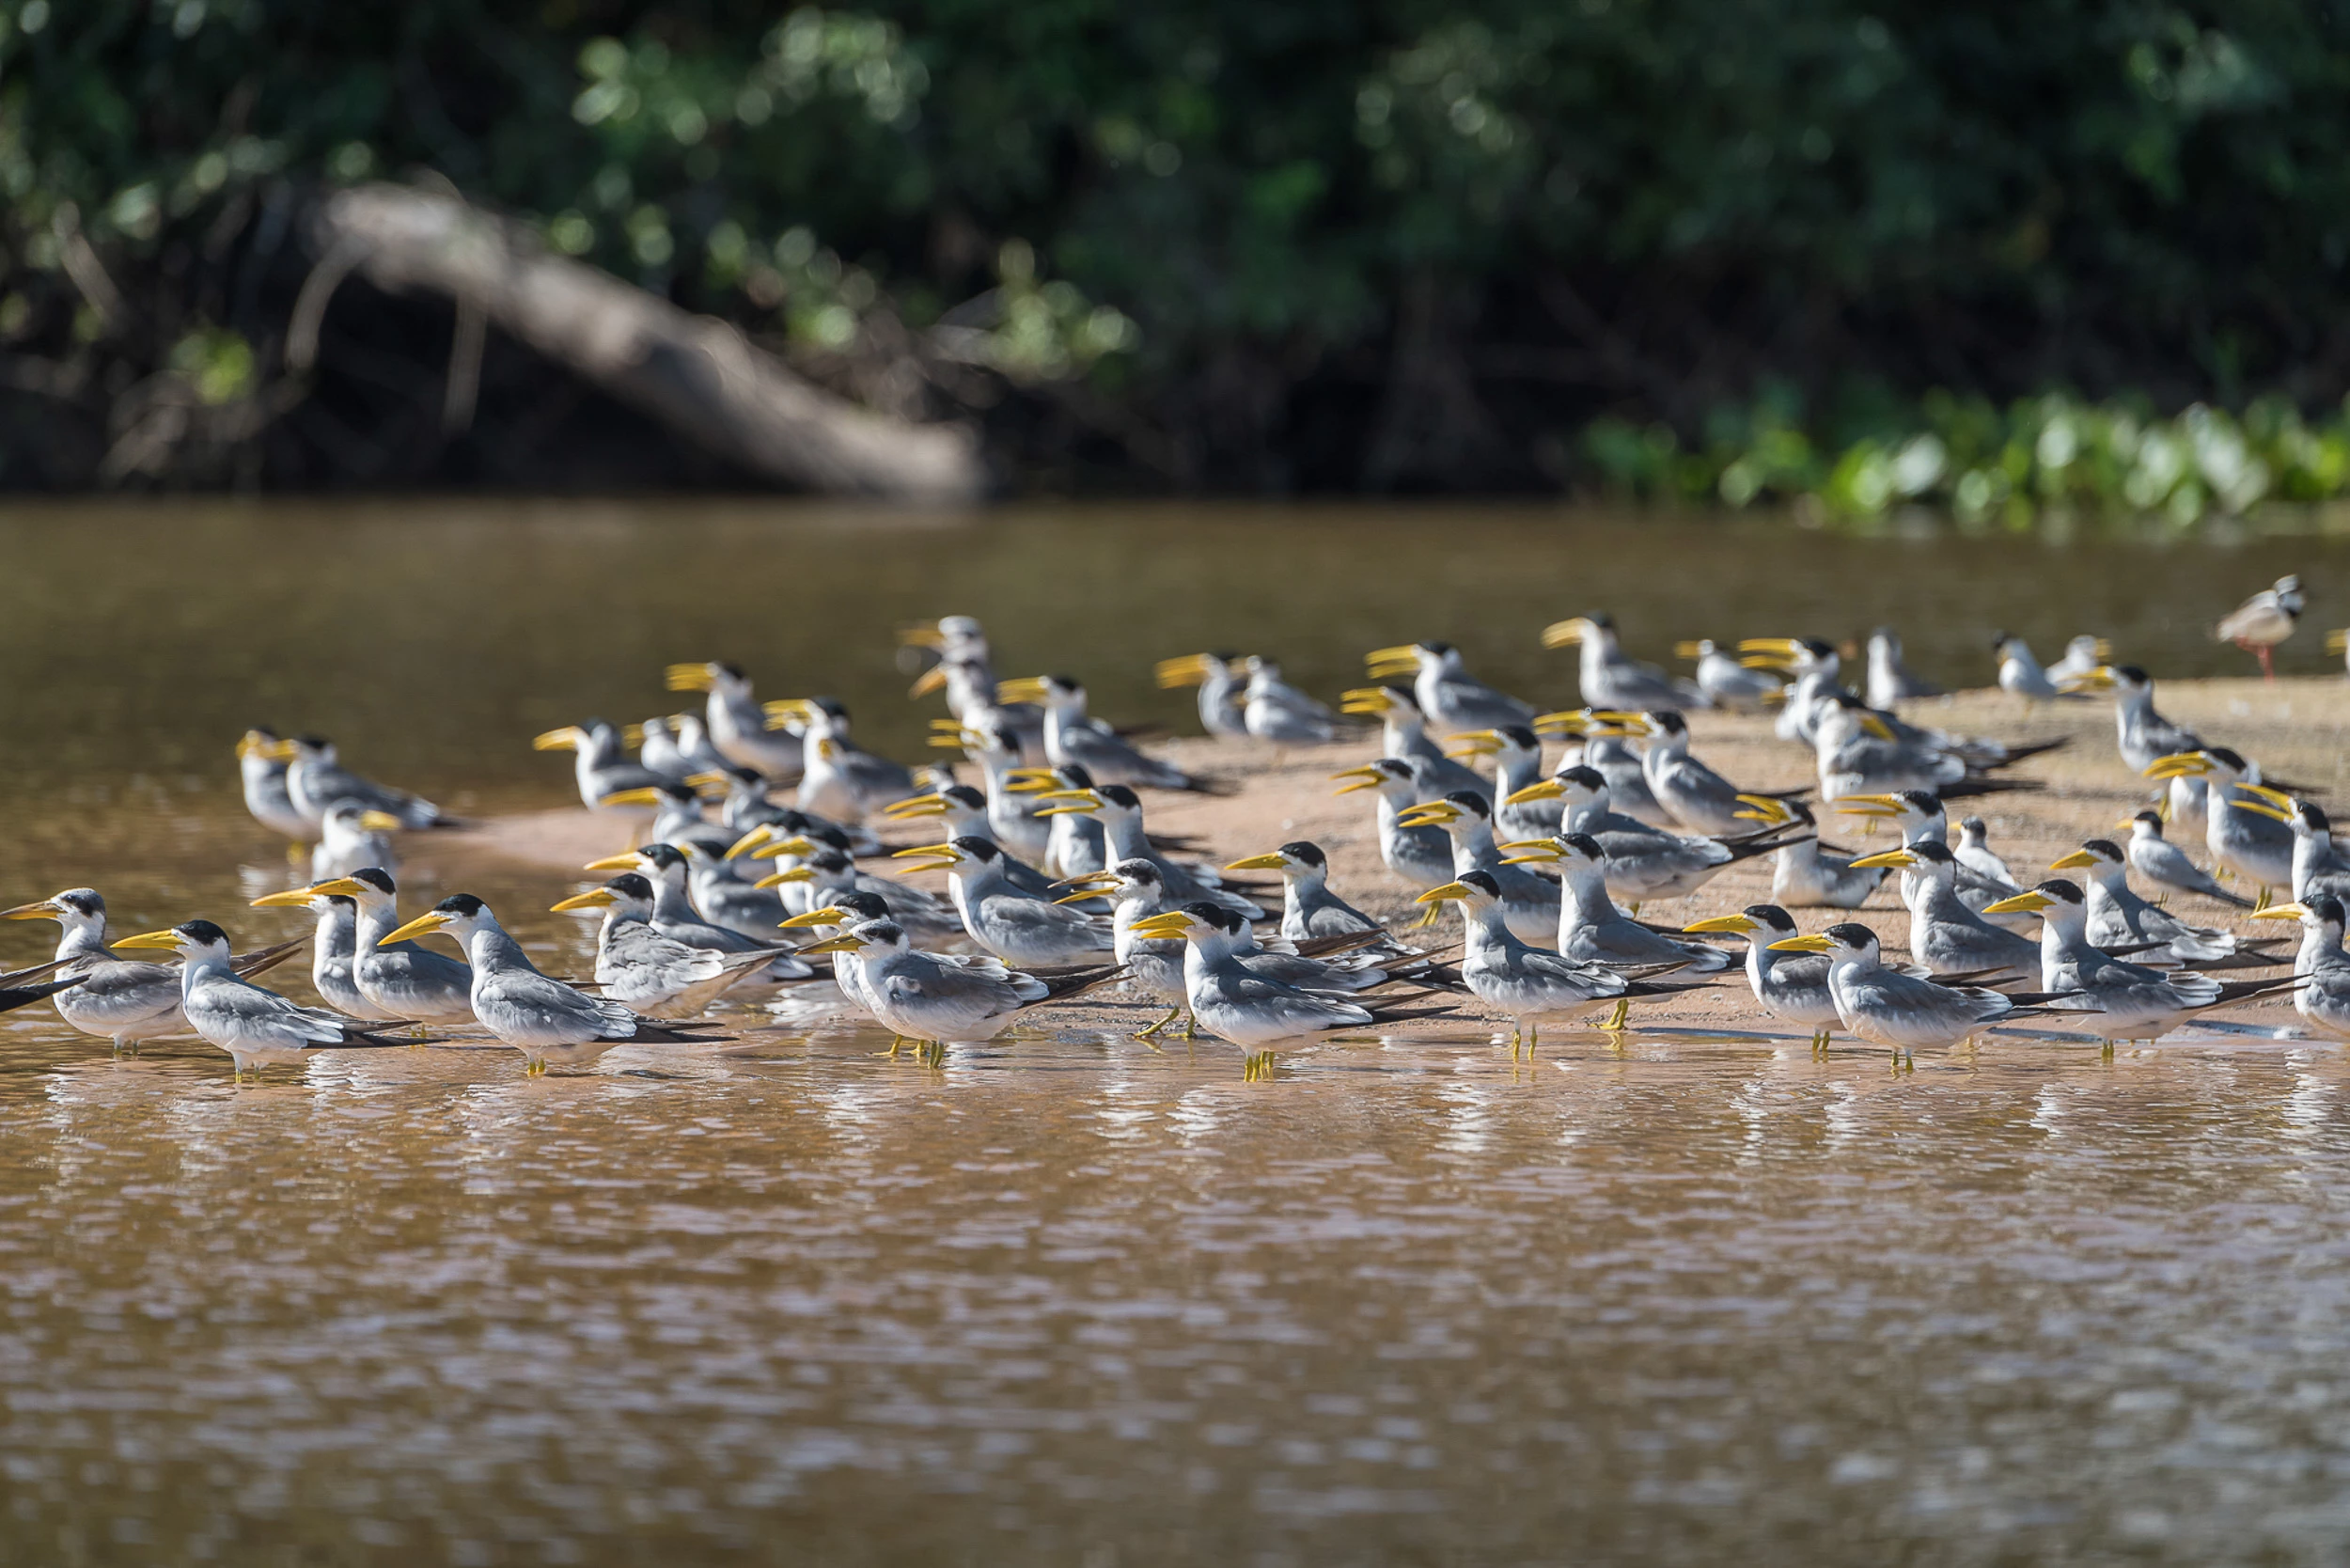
1202;967;1372;1028
71;961;186;1025
1519;949;1628;995
203;980;352;1045
991;895;1113;949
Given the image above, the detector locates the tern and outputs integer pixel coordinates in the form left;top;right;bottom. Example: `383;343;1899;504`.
1363;641;1535;734
1155;651;1250;738
378;896;720;1074
1332;759;1458;895
551;873;794;1016
1982;881;2296;1047
894;837;1116;966
112;921;406;1081
1767;924;2050;1061
1126;902;1451;1079
1676;639;1782;713
2247;899;2350;1044
1542;615;1701;711
1420;871;1692;1051
1863;629;1938;710
2118;809;2252;908
666;661;804;783
237;729;307;840
793;920;1125;1061
286;736;458;833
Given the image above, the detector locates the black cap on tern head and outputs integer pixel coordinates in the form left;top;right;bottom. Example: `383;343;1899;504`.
433;894;489;918
1823;921;1877;949
948;836;1001;863
174;918;230;947
829;891;892;921
1183;902;1247;934
1743;903;1797;933
1556;764;1606;791
604;872;655;902
1458;870;1503;900
1097;784;1142;811
1277;841;1325;869
348;867;398;895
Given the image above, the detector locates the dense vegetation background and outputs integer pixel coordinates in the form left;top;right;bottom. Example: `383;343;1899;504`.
6;0;2349;505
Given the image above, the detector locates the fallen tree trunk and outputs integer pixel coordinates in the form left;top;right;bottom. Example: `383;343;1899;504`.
298;183;986;501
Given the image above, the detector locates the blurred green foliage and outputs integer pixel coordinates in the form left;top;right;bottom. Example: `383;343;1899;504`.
3;0;2349;493
1586;392;2350;527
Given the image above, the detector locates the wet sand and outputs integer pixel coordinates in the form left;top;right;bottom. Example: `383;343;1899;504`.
432;676;2350;1044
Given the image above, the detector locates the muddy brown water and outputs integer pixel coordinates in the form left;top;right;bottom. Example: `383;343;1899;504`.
2;499;2348;1563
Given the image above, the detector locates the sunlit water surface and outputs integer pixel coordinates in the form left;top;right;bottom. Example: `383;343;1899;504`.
1;500;2347;1563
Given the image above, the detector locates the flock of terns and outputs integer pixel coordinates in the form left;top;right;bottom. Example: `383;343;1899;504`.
4;574;2348;1083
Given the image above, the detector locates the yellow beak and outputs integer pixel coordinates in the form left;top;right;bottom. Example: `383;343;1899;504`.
723;826;774;861
792;933;867;955
582;853;643;872
898;624;946;650
1529;710;1593;735
598;787;666;808
1127;911;1195;940
995;677;1050;703
2060;666;2118;693
1672;641;1705;660
1396;801;1462;828
358;810;404;833
1153;654;1213;689
111;930;184;951
379;911;456;946
1858;714;1896;741
754;869;816;888
1835;794;1904;818
908;666;950;699
1414;881;1475;904
2047;848;2099;870
1767;934;1834;952
550;888;619;913
1503;779;1564;807
665;664;717;693
1731;793;1793;825
248;888;319;909
889;843;962;873
1980;890;2054;916
303;877;370;898
2238;782;2297;809
1364;645;1422;678
1681;913;1761;934
1329;764;1387;795
883;793;950;819
2327;630;2348;655
2249;902;2311;922
2142;752;2212;779
1499;844;1564;866
1538;618;1593;650
778;907;851;929
1446;730;1502;759
1225;852;1291;872
1846;848;1916;870
531;727;585;752
0;902;60;921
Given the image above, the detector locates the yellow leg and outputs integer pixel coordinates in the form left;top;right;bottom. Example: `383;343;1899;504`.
1409;902;1443;930
1602;997;1630;1031
1136;1006;1181;1040
2252;885;2272;914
